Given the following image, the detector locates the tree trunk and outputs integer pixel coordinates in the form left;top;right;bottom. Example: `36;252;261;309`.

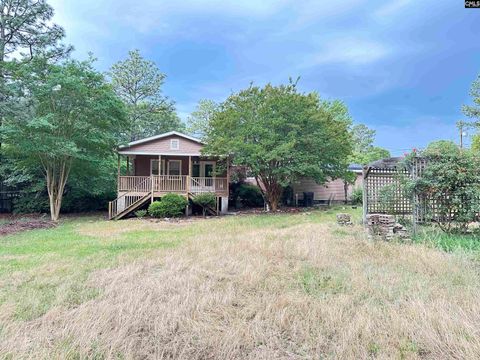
264;182;282;212
44;159;71;222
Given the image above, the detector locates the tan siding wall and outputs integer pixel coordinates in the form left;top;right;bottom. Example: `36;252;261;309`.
292;175;362;202
126;135;203;155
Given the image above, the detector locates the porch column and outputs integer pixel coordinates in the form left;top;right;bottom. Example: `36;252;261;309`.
117;154;120;192
126;156;129;175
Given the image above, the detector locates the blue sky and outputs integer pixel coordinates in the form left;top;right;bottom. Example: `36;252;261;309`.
50;0;480;155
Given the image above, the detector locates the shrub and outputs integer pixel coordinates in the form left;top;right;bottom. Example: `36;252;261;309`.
234;184;264;208
350;187;363;205
134;209;147;218
192;192;216;217
148;194;188;218
407;148;480;234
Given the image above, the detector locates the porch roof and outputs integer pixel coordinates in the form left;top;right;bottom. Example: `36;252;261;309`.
117;150;202;156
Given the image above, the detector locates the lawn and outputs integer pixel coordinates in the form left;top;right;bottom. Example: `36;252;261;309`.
1;208;480;359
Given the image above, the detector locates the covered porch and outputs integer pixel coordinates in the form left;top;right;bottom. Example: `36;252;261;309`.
116;154;229;196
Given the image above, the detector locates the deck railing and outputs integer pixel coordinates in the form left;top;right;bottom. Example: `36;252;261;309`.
153;175;187;192
118;176;151;192
118;175;228;194
190;177;228;193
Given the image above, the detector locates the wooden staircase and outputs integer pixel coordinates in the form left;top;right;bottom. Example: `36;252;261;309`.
108;177;152;220
188;192;220;216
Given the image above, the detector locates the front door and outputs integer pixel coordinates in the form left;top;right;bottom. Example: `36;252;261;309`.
197;161;215;191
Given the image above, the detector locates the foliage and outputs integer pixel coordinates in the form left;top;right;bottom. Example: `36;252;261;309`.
233;184;264;208
148;194;188;218
350;187;363;205
134;210;147;218
463;74;480;121
204;81;353;211
350;124;390;165
408;146;480;233
0;0;71;64
378;183;401;215
2;57;127;220
109;49;180;141
424;140;459;155
186;99;218;140
413;227;480;253
192;192;216;217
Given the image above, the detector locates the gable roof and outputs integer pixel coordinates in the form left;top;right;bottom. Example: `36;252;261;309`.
119;131;203;150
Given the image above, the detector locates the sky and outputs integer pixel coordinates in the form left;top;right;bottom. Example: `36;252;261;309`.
49;0;480;155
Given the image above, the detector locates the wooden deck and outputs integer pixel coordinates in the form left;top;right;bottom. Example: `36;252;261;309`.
117;175;228;195
109;175;229;220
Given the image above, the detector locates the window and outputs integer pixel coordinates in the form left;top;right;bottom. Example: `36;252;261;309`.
170;139;179;150
150;159;165;175
168;160;181;176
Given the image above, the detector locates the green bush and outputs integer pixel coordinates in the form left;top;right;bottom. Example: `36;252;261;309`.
134;209;147;218
350;187;363;205
148;194;188;218
234;184;264;208
192;192;216;217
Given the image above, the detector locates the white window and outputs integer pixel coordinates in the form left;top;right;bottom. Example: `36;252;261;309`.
170;139;179;150
168;160;182;176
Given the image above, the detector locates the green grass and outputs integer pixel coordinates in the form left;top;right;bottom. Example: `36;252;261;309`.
0;207;361;322
413;226;480;253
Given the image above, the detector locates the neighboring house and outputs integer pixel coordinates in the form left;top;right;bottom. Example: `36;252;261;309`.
109;131;229;220
292;164;363;204
244;164;363;205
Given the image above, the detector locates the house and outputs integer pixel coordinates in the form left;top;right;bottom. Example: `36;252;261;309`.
291;164;363;204
109;131;229;220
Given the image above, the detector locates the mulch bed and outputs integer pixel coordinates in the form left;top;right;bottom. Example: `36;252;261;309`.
0;219;56;236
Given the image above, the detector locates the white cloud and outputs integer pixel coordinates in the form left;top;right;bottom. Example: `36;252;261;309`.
301;38;390;68
373;0;413;19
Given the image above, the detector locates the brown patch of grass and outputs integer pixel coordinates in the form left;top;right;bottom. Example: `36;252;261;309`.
1;215;480;359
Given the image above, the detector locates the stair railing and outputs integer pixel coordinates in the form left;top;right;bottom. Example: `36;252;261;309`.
109;176;152;219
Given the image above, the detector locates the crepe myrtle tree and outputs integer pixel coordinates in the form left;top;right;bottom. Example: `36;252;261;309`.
2;57;127;221
203;81;353;211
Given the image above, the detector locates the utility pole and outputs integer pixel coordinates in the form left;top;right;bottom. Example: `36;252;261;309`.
457;120;467;149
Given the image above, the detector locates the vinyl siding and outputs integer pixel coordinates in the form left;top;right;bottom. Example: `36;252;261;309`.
292;175;363;202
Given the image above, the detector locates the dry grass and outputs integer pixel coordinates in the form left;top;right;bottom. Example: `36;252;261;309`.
1;210;480;359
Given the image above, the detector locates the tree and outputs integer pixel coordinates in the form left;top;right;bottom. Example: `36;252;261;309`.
350;124;390;165
340;124;390;203
2;58;127;221
204;82;353;211
408;144;480;234
186;99;218;139
109;50;179;141
0;0;71;149
0;0;70;64
463;74;480;121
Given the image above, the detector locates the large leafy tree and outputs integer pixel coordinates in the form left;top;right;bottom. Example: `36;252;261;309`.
187;99;218;140
340;124;389;203
0;0;71;65
350;124;390;165
109;49;180;141
0;0;71;148
2;58;127;220
204;82;353;211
